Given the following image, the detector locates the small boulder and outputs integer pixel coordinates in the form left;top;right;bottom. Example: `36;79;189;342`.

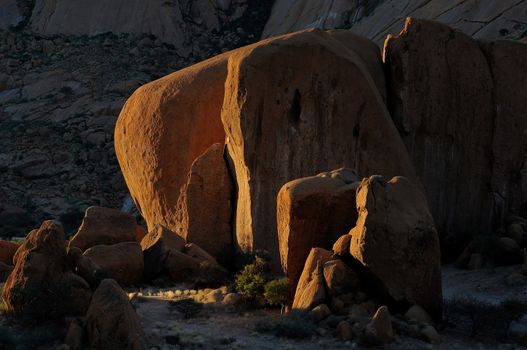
65;318;86;350
277;168;359;288
141;224;186;280
86;279;145;349
3;221;92;320
68;247;105;287
84;242;144;286
404;304;432;324
323;259;359;297
0;240;19;265
336;320;353;341
349;304;370;323
420;325;441;344
495;237;522;266
364;306;394;345
69;206;137;252
292;248;332;309
165;249;225;284
222;293;242;306
309;303;331;323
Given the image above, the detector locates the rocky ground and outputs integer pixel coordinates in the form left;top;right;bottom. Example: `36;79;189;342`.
0;0;273;238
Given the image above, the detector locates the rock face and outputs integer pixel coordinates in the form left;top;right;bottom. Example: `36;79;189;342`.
0;0;23;30
86;279;145;349
115;52;229;235
484;40;527;224
222;29;416;268
384;18;527;257
2;221;92;320
264;0;527;45
350;176;442;318
0;240;18;265
277;168;359;287
175;143;232;259
29;0;248;55
69;206;137;251
84;242;144;286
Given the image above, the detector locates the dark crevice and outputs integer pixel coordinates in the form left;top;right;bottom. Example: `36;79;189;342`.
288;89;302;125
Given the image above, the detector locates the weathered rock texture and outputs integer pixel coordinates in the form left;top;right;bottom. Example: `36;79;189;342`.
86;279;145;349
175;143;232;259
2;221;92;320
84;242;144;286
0;239;18;265
69;206;137;251
292;247;332;310
264;0;527;45
115;52;229;235
222;29;416;268
384;18;527;257
350;176;442;318
29;0;253;56
0;0;23;30
277;168;359;288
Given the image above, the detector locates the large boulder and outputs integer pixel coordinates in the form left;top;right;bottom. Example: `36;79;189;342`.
115;51;229;235
483;40;527;223
69;206;137;252
84;242;144;286
140;224;186;280
384;18;495;258
2;221;92;320
222;29;417;269
175;143;232;259
86;279;145;349
350;176;442;319
277;168;359;288
0;240;19;265
292;247;332;309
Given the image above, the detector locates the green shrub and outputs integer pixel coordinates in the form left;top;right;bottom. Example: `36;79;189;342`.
264;278;290;312
234;256;267;300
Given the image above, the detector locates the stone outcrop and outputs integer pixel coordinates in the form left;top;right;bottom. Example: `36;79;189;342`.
86;279;145;349
2;221;92;320
69;206;137;252
84;242;144;286
115;51;229;235
0;240;18;265
384;18;527;258
323;259;360;297
222;29;416;268
175;143;232;259
350;176;442;318
264;0;527;45
277;168;359;288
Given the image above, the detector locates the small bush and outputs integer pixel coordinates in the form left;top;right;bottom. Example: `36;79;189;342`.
234;256;267;301
264;278;290;311
255;311;316;339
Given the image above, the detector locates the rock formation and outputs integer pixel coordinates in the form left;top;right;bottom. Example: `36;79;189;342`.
264;0;527;45
175;143;233;259
384;18;527;257
83;242;144;286
0;239;18;265
222;29;416;268
115;52;229;235
141;224;186;280
69;206;137;251
0;0;22;30
277;168;359;288
350;176;442;318
2;221;92;320
292;247;332;309
85;279;145;349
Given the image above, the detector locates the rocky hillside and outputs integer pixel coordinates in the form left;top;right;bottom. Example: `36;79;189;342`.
264;0;527;44
0;0;273;237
